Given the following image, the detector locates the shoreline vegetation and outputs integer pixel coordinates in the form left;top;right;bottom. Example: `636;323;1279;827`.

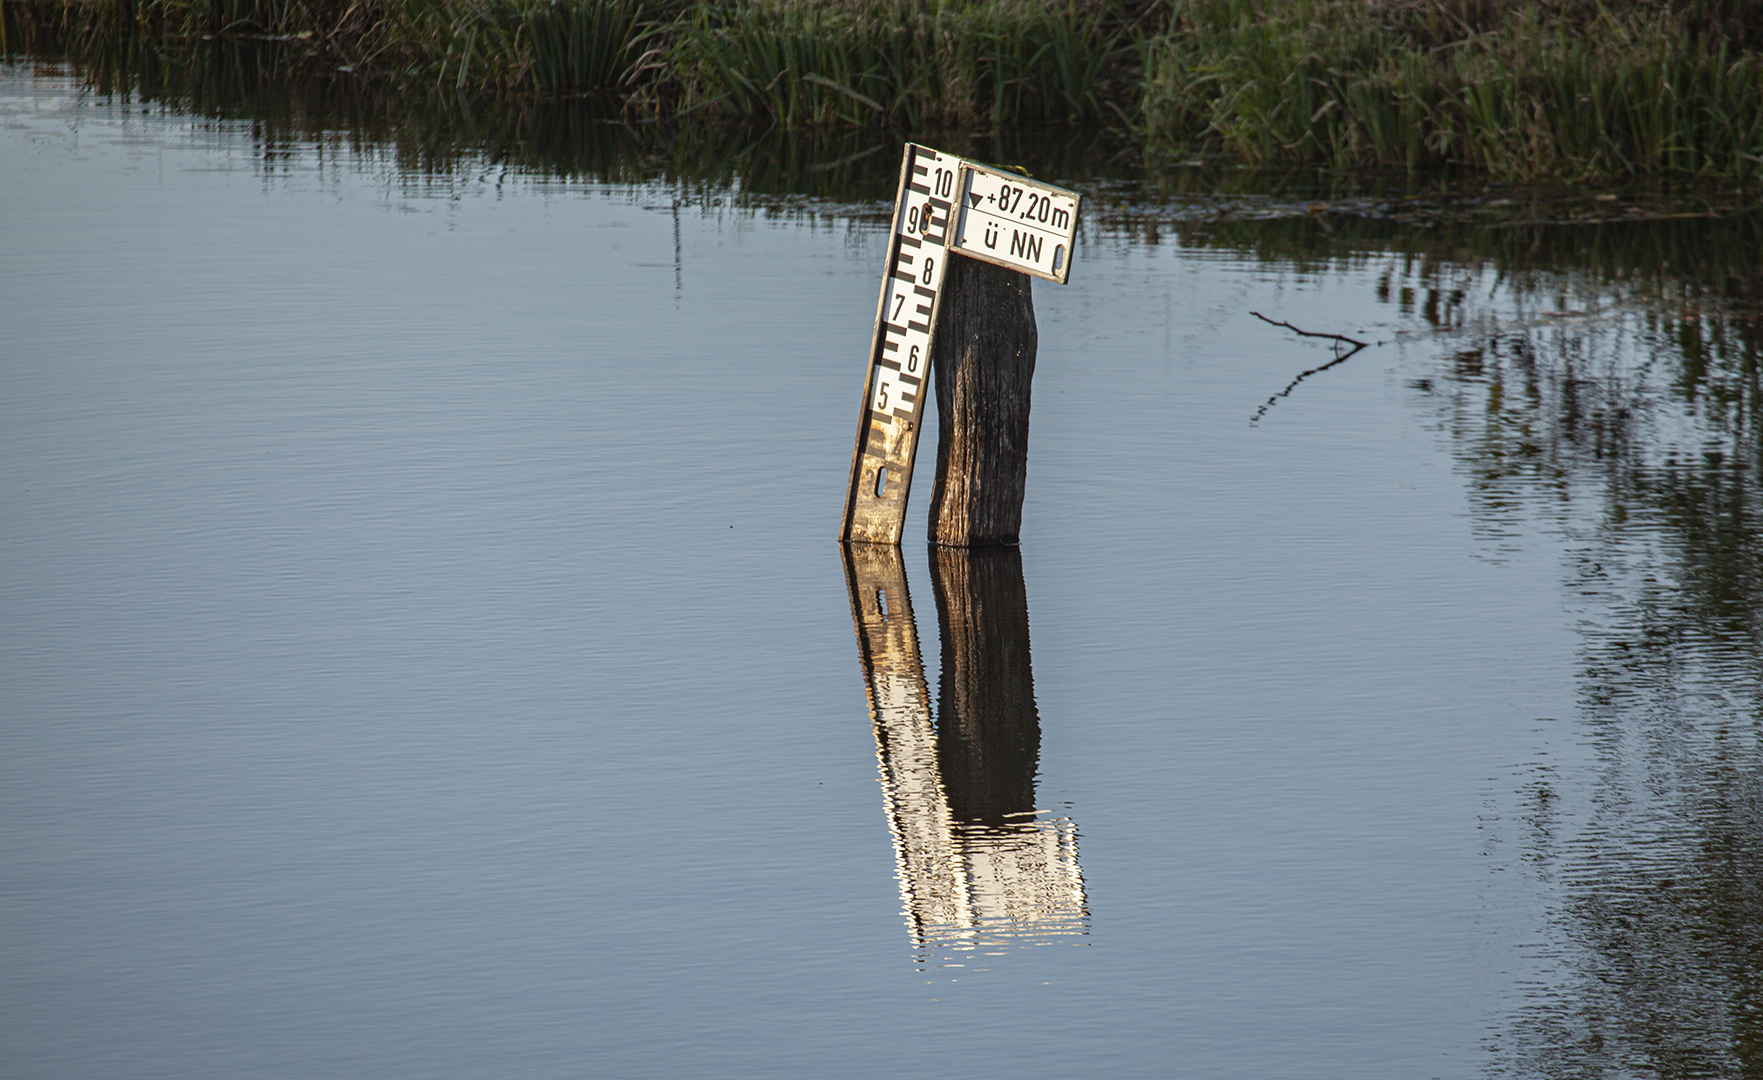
3;0;1761;181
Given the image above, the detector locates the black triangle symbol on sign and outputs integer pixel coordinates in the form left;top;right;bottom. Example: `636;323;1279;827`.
969;193;983;208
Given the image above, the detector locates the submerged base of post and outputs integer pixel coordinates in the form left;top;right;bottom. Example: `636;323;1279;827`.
927;256;1037;548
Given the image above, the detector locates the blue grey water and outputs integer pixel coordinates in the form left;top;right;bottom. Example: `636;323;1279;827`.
3;65;1759;1078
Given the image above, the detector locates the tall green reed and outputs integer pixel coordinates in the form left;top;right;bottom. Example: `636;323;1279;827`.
407;0;672;94
669;0;1128;129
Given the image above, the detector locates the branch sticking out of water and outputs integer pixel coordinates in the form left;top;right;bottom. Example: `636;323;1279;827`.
1249;311;1368;350
1249;311;1371;425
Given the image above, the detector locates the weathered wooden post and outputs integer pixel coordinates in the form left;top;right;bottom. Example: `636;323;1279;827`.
926;259;1037;547
840;145;1078;548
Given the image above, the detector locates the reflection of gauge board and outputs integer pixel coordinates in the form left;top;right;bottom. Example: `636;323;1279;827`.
839;543;967;941
841;146;1080;544
841;543;1089;963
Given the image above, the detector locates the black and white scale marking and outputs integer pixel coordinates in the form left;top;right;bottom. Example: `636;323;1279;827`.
841;144;958;544
872;149;955;421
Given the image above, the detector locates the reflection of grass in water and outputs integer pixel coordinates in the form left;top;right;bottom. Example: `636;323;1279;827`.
1468;445;1763;1076
1282;211;1763;1074
1152;201;1763;1076
1304;202;1762;1073
1110;203;1763;309
1;30;1120;202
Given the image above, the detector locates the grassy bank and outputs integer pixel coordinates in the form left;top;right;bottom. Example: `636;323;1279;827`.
5;0;1761;180
1139;0;1763;180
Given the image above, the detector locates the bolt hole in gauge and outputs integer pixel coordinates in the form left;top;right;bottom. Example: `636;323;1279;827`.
840;145;1081;544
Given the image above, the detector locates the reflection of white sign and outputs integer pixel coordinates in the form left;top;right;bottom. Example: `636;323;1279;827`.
951;164;1080;284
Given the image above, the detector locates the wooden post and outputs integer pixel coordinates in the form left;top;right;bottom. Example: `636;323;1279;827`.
927;256;1038;547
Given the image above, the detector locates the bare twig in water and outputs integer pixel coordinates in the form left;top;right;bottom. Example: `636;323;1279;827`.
1249;311;1368;349
1249;311;1372;424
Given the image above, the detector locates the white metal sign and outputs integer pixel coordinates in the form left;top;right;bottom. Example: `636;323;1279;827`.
950;163;1079;285
841;145;1081;545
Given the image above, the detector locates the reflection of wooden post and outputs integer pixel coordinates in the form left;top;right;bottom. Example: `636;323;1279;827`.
927;544;1085;949
927;256;1037;548
842;542;1085;961
930;545;1040;824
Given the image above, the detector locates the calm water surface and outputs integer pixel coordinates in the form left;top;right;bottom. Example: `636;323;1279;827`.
3;64;1760;1079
